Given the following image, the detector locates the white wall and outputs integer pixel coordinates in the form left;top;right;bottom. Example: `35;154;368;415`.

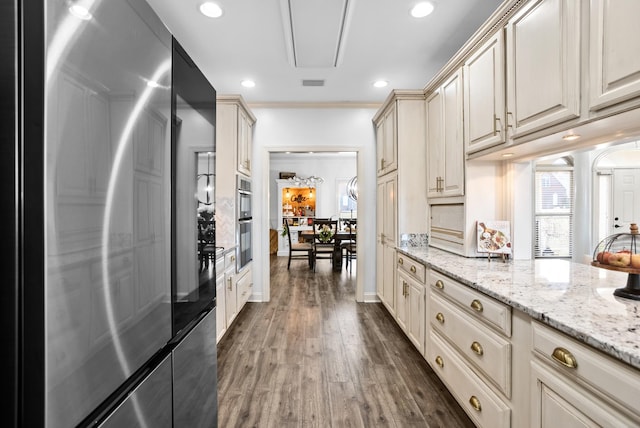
251;106;378;302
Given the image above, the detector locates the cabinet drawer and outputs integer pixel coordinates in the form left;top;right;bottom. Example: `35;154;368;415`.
224;250;236;270
532;321;640;416
431;293;511;397
237;268;252;307
428;331;511;428
215;256;225;278
396;253;425;283
430;269;511;336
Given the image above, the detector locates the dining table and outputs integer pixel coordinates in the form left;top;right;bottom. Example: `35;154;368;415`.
299;229;355;272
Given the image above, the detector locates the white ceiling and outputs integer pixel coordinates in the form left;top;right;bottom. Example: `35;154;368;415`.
145;0;504;104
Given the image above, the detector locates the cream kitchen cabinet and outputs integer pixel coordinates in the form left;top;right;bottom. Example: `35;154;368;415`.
396;254;426;354
428;269;514;427
215;254;226;343
589;0;640;112
375;91;427;311
237;107;254;176
463;30;506;154
427;69;464;198
223;250;237;327
376;173;397;314
505;0;581;137
530;321;640;426
375;101;397;176
464;0;581;154
217;95;256;178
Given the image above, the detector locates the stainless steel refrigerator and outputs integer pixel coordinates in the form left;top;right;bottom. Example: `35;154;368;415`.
7;0;218;426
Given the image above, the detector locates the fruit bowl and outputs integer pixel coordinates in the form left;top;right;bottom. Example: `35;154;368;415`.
591;223;640;300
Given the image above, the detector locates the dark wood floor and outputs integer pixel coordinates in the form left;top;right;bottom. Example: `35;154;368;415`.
217;255;475;427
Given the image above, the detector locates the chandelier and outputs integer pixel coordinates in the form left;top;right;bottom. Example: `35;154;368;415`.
346;176;358;201
287;175;324;186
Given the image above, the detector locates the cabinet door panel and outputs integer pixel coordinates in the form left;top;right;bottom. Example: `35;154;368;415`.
590;0;640;110
426;90;443;197
442;71;464;196
464;31;505;154
507;0;580;136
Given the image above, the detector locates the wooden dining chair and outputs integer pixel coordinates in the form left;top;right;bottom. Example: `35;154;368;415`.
284;220;314;270
341;219;357;273
312;218;338;272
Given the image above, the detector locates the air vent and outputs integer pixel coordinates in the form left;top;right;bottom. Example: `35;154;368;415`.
302;79;325;87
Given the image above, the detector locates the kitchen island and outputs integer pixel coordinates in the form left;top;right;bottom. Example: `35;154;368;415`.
398;246;640;369
391;245;640;427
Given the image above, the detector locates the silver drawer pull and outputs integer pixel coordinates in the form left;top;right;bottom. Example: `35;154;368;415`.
470;341;484;356
435;312;445;324
469;396;482;412
470;299;483;312
552;347;578;369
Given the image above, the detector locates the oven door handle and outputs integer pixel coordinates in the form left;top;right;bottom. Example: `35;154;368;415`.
238;218;252;223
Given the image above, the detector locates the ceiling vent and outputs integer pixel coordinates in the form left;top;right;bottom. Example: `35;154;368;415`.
302;79;325;87
279;0;355;68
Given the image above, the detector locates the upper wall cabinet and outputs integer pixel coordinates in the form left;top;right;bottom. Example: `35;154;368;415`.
463;31;506;154
464;0;580;155
375;102;397;176
237;107;254;176
506;0;581;137
589;0;640;111
217;95;256;178
427;69;464;198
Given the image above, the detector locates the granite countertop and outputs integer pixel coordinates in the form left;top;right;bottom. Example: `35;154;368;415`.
397;246;640;370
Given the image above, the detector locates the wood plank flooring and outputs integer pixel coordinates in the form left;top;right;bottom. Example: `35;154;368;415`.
217;256;475;427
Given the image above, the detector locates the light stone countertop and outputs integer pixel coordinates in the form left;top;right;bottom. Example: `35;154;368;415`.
396;246;640;370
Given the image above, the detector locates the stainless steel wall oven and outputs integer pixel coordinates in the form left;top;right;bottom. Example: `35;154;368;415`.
237;176;252;271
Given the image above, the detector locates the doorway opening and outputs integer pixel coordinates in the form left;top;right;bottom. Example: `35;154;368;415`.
593;142;640;244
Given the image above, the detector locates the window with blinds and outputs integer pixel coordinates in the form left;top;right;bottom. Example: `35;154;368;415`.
534;162;574;258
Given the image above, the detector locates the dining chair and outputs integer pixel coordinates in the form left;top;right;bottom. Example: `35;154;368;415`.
312;218;338;272
284;220;313;270
341;219;357;273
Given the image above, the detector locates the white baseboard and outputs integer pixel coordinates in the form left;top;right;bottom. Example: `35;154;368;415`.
363;292;380;303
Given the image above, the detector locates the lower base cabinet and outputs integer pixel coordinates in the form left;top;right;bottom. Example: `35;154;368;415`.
429;331;511;427
380;255;640;428
530;321;640;427
216;249;252;344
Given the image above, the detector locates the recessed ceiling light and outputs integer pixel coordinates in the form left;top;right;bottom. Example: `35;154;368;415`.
199;2;223;18
241;79;256;88
373;80;388;88
502;153;514;158
68;3;92;20
411;2;435;18
562;133;581;141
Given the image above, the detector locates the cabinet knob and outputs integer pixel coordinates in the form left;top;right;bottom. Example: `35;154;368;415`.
435;312;445;324
398;257;404;265
470;341;484;356
410;265;416;274
470;299;483;313
435;280;444;289
552;347;578;369
469;396;482;412
435;356;444;368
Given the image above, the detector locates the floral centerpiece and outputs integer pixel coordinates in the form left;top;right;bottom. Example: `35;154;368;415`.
318;225;334;243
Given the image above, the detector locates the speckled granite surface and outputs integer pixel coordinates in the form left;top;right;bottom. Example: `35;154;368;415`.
397;246;640;370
